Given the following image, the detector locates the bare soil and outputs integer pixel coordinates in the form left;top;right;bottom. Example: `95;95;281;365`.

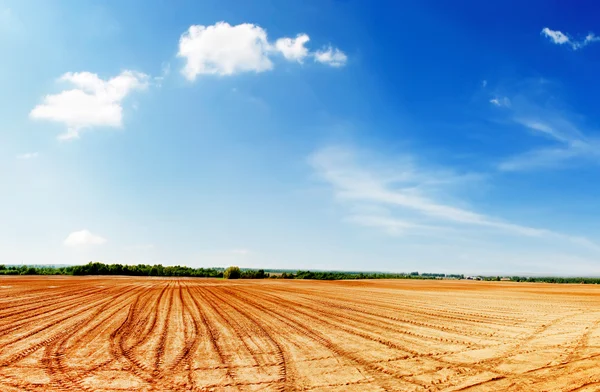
1;277;600;391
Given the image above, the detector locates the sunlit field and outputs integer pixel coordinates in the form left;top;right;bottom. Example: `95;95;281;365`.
1;277;600;391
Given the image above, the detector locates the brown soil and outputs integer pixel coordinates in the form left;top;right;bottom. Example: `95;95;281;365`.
1;277;600;391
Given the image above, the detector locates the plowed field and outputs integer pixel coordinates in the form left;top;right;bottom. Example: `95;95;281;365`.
1;277;600;391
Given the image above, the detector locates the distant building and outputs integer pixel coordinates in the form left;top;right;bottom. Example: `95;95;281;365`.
500;277;511;281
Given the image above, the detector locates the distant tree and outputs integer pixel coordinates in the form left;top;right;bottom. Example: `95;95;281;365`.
223;266;241;279
22;267;37;275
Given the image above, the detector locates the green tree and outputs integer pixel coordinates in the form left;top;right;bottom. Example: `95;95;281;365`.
223;266;241;279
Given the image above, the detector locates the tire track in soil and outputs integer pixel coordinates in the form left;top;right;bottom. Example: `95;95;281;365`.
563;312;600;363
3;278;600;391
568;380;600;392
267;285;527;337
166;281;200;390
247;286;488;350
185;285;239;388
152;282;174;374
195;287;264;367
240;286;537;389
220;286;422;391
0;281;93;302
270;285;528;327
0;288;135;367
41;284;143;391
267;286;512;341
243;286;596;388
0;286;118;337
0;285;102;315
241;287;536;385
234;286;450;364
199;286;292;391
193;286;268;391
109;282;170;388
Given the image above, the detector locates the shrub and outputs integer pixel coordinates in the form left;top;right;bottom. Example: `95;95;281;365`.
223;266;241;279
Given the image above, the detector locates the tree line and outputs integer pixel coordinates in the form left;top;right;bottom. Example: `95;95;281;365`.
2;263;600;283
0;263;224;277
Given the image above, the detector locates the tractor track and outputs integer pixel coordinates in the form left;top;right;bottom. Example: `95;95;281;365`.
2;276;600;391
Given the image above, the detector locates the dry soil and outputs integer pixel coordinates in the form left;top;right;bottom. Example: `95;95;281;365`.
1;277;600;391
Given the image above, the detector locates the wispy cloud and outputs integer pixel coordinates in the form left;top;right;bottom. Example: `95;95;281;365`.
16;152;39;160
344;215;452;236
153;63;170;86
541;27;600;50
314;46;348;67
489;85;600;171
490;97;511;107
309;145;598;249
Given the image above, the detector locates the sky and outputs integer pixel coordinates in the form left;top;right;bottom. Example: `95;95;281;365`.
2;0;600;275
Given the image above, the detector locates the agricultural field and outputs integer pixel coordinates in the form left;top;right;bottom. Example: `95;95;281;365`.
1;277;600;391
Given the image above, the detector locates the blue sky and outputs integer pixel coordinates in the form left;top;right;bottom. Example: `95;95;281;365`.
2;0;600;275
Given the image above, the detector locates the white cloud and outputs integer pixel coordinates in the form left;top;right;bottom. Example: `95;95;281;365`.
541;27;569;45
310;145;598;249
177;22;346;80
314;46;348;67
482;80;488;88
584;33;600;46
30;70;149;140
16;152;38;159
64;229;107;247
490;97;511;107
178;22;273;79
541;27;600;50
275;33;310;62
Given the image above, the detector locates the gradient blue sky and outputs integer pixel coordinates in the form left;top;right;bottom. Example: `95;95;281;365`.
3;0;600;274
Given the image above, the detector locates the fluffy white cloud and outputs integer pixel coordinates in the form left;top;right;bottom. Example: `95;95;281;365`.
177;22;347;80
275;34;310;62
314;46;348;67
178;22;273;79
16;152;38;159
541;27;600;50
64;230;107;247
30;70;149;140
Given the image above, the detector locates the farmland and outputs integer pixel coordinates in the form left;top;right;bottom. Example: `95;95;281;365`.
1;277;600;391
